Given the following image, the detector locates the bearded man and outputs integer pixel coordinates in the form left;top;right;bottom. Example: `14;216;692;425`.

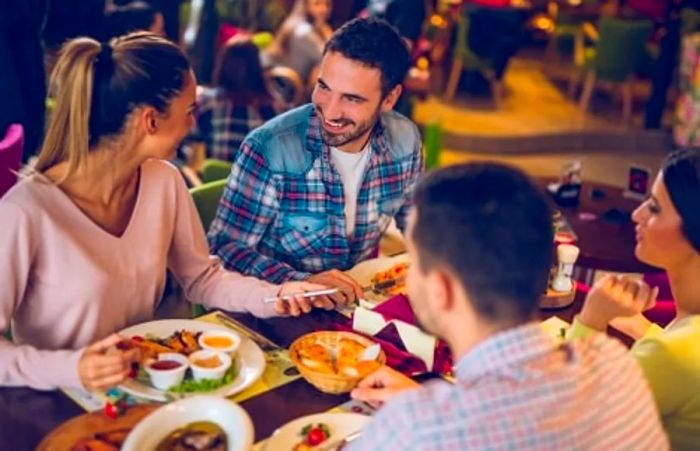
208;17;422;309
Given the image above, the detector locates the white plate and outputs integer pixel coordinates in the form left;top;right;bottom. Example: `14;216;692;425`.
344;254;410;305
122;396;253;451
265;412;370;450
118;319;265;402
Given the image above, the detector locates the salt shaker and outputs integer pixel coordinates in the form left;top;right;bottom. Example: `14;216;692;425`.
551;244;580;292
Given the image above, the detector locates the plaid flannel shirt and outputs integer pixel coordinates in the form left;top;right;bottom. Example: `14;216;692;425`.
190;87;279;162
349;323;669;451
208;104;423;283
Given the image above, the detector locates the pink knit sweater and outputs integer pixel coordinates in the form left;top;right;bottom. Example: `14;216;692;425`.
0;159;280;390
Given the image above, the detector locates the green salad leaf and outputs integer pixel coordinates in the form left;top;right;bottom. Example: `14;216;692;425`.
167;361;238;394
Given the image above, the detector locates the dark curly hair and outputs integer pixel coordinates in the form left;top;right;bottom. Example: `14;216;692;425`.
324;17;411;97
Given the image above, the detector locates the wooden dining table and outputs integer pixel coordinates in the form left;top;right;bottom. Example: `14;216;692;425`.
0;288;588;450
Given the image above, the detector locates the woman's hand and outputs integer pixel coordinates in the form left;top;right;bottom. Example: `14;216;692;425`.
275;281;333;316
579;275;658;332
78;334;140;391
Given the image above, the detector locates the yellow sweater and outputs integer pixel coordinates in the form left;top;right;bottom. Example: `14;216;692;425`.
569;315;700;450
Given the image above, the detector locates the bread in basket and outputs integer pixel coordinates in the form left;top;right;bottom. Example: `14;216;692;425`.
289;331;385;394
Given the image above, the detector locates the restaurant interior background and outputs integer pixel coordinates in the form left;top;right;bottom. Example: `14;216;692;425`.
0;0;694;448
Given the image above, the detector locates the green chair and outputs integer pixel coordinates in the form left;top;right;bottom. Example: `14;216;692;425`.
544;0;600;63
573;17;653;122
190;179;227;233
189;179;227;318
444;13;503;106
201;158;232;183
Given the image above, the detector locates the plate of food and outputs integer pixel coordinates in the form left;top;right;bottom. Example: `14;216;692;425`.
117;319;264;402
345;254;410;303
265;412;369;451
122;396;253;451
36;405;158;451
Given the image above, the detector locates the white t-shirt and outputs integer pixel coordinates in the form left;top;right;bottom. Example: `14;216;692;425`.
330;143;371;236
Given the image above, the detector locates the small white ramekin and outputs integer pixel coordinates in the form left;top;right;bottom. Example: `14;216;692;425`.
188;350;232;381
198;330;241;355
144;352;189;390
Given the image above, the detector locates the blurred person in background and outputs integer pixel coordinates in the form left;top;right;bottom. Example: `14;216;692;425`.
105;1;165;39
184;0;218;84
0;0;48;162
43;0;105;85
368;0;427;49
187;36;282;162
265;0;333;84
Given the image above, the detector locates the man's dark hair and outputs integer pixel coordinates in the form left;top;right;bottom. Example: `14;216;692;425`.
412;163;553;324
324;17;411;97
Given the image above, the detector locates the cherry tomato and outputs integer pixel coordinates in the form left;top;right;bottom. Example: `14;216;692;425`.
306;427;328;446
104;403;120;419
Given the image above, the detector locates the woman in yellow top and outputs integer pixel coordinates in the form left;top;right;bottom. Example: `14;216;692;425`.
569;147;700;449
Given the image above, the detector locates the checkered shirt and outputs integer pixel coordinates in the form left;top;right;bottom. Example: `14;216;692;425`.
208;105;423;282
348;323;669;451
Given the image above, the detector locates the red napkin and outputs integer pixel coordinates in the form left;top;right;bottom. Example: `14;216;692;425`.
334;294;453;376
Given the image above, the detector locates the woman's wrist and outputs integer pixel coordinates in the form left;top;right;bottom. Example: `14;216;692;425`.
578;307;610;332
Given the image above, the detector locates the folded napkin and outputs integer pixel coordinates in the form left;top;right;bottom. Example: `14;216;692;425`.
335;294;453;376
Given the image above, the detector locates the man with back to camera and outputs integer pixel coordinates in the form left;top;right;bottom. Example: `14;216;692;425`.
346;163;668;450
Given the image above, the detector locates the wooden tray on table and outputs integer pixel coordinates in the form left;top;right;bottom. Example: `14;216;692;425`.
36;404;158;451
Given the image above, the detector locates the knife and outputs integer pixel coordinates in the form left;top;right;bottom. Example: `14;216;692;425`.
317;430;362;451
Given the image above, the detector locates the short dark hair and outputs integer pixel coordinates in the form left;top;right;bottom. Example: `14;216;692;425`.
662;147;700;253
324;17;411;97
412;163;553;324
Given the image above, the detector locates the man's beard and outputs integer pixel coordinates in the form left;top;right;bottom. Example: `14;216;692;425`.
317;107;381;148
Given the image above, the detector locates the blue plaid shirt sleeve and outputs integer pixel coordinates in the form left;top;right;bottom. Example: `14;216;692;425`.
394;142;424;233
207;141;311;283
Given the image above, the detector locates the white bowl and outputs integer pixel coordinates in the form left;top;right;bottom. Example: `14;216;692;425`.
198;330;241;355
122;396;254;451
188;350;232;381
144;353;189;390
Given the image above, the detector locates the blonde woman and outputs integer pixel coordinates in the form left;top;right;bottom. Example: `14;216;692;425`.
0;33;328;391
265;0;333;83
570;148;700;449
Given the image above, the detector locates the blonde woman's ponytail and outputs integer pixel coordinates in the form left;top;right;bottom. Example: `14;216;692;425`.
34;32;190;182
35;38;101;182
